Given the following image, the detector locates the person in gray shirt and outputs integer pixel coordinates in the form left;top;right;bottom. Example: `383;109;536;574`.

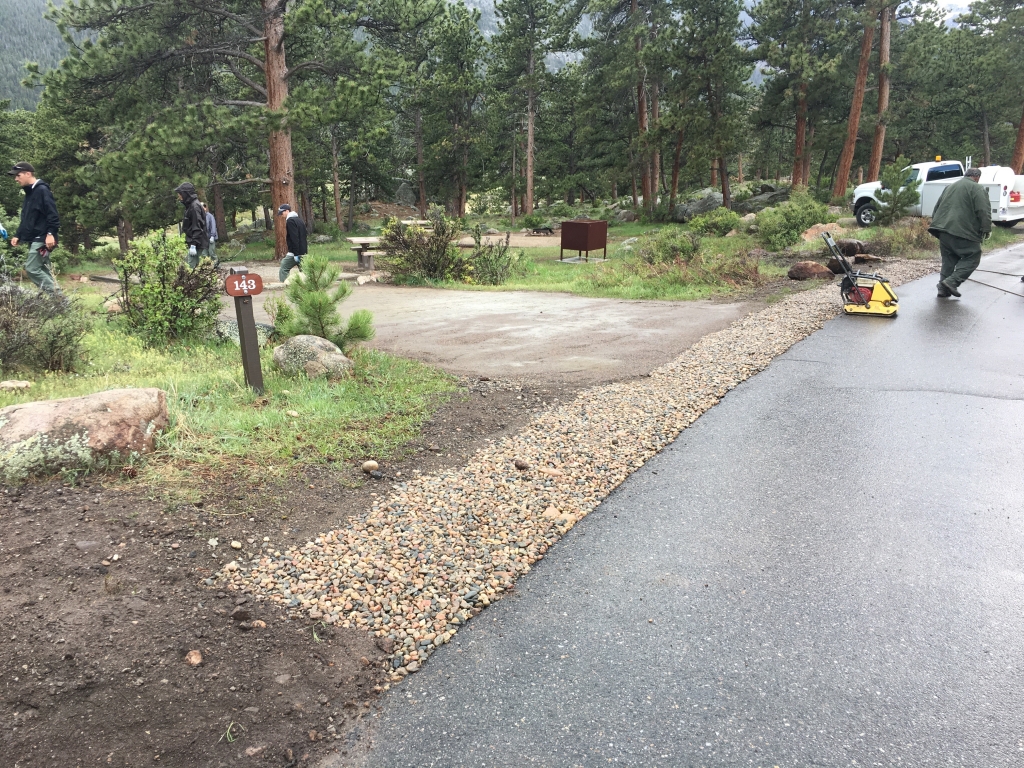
202;202;219;267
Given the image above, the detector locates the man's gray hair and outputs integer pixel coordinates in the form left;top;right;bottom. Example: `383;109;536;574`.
965;167;982;179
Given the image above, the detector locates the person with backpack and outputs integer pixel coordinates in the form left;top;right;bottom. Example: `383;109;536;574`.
174;181;210;269
202;202;219;267
7;162;59;292
277;203;308;283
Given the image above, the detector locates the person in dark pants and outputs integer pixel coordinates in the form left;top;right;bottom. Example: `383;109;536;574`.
7;162;59;292
202;202;219;266
928;167;991;298
174;182;209;269
277;203;308;283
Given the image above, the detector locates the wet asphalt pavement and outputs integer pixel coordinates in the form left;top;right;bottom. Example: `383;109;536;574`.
352;249;1024;767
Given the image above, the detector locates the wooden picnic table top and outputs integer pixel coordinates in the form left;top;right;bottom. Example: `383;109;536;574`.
400;219;431;226
346;236;380;246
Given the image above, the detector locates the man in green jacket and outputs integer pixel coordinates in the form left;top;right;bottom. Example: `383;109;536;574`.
928;167;991;298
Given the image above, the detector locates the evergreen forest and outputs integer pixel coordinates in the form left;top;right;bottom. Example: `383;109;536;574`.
1;0;1022;253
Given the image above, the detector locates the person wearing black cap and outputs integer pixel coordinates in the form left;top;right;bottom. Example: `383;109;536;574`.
173;181;210;268
277;203;308;283
8;162;59;292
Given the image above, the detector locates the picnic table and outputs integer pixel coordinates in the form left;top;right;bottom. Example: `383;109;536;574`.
347;236;380;270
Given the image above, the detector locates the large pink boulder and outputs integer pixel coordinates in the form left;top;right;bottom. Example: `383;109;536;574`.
0;388;168;482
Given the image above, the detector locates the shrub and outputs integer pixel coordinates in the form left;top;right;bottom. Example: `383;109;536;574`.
468;227;531;285
378;207;471;282
634;226;702;265
755;188;831;250
864;218;934;258
576;247;762;295
113;233;221;344
271;253;374;352
0;281;89;374
688;208;742;237
547;202;573;218
876;155;922;226
521;213;545;229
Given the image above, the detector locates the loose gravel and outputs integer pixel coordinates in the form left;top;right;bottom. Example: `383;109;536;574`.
215;258;939;682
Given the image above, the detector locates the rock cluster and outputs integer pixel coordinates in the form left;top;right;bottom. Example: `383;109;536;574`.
216;258;938;681
671;192;723;223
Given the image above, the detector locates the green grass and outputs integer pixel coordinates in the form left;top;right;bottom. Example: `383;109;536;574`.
402;232;786;301
0;320;457;478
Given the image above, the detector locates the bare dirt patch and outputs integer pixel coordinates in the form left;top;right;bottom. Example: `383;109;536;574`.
0;379;574;768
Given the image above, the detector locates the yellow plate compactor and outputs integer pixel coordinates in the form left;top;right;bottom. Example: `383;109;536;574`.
822;232;899;318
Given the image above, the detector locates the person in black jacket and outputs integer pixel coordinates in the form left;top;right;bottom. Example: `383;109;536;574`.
174;181;210;268
8;162;59;291
277;203;309;282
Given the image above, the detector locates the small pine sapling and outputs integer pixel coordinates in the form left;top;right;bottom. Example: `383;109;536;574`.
875;156;922;226
276;253;374;352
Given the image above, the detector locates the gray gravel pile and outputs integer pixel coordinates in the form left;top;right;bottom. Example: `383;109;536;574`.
216;257;938;682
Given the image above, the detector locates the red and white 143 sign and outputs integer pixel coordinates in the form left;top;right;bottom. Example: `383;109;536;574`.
225;274;264;297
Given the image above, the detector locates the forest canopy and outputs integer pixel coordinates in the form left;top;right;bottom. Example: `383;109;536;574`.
1;0;1021;253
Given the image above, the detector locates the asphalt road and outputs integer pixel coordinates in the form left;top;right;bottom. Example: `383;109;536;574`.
349;250;1024;767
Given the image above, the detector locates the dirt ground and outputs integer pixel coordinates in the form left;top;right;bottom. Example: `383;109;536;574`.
1;379;575;768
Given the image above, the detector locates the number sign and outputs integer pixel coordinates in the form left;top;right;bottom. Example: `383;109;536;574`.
225;273;263;297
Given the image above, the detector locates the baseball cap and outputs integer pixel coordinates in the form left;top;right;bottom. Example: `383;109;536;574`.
8;162;34;176
278;203;291;213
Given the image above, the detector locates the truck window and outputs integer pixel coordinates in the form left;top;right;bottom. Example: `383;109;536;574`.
904;168;920;184
926;164;964;181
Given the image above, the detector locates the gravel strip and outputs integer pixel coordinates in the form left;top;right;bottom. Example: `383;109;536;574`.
215;257;938;682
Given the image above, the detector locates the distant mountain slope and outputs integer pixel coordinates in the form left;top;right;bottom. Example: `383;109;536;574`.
0;0;65;110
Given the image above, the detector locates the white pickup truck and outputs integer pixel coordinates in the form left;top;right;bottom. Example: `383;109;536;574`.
851;160;1024;228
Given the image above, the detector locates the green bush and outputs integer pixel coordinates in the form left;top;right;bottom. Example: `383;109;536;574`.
864;218;934;258
270;253;374;352
635;226;702;265
0;281;89;374
688;208;742;237
755;189;832;250
468;228;531;285
113;233;221;344
521;213;545;229
876;155;922;226
378;207;471;282
547;202;573;218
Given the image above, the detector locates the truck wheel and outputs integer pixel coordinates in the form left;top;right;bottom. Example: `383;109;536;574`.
993;220;1020;228
855;204;877;227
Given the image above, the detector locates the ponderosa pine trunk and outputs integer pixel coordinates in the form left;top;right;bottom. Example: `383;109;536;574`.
669;129;684;209
792;82;808;186
633;0;650;209
867;4;891;182
719;156;731;210
1011;103;1024;173
651;82;660;208
415;108;427;216
212;181;226;240
264;0;296;258
833;11;876;199
347;164;356;232
802;125;814;189
711;160;718;188
525;51;536;215
331;133;344;227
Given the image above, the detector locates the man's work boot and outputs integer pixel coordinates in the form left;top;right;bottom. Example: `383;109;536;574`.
937;281;952;297
941;278;961;297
